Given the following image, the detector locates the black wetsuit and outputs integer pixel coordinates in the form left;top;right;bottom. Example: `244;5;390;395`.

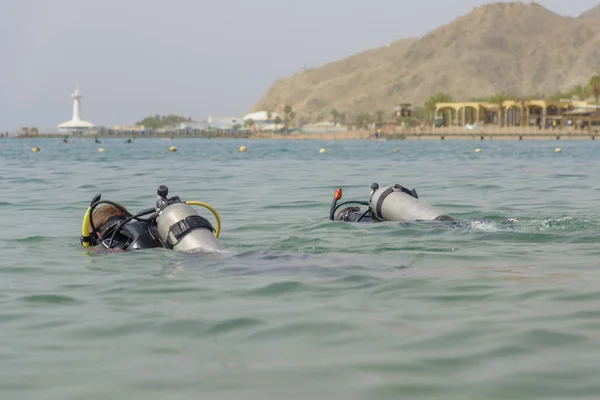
96;217;163;251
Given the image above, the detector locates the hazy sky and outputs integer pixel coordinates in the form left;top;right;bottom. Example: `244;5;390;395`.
1;0;598;131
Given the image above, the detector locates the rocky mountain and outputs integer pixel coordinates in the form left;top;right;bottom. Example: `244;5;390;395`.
251;1;600;121
579;3;600;19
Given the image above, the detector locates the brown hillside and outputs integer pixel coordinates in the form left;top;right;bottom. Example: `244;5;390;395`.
579;3;600;19
252;1;600;122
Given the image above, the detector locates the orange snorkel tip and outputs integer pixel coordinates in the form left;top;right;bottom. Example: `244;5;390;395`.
334;188;342;200
330;188;343;220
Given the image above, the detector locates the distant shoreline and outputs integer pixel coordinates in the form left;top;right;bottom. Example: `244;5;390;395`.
8;128;599;141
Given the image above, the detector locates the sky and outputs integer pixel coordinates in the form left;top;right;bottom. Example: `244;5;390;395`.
1;0;599;132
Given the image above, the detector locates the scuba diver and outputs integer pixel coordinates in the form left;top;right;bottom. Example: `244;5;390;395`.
80;185;222;252
330;182;453;223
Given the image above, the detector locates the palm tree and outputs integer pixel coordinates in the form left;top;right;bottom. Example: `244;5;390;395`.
358;112;373;128
283;105;296;133
588;75;600;103
570;84;588;101
548;91;570;102
424;92;453;121
331;109;340;124
489;91;509;127
513;97;530;126
339;112;347;125
355;114;366;129
375;110;385;125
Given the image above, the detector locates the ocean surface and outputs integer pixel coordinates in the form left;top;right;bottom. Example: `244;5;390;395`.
1;137;599;400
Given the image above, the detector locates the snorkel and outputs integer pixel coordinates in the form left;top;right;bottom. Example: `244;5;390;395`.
329;187;371;221
80;193;101;247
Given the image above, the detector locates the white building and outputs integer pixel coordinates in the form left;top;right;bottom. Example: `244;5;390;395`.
58;87;97;133
243;111;283;123
243;111;284;130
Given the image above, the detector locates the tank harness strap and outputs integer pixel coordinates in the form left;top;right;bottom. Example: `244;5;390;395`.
375;187;395;220
394;184;419;199
375;185;420;220
168;215;215;246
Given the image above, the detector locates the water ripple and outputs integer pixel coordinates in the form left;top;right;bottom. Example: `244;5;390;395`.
1;139;600;399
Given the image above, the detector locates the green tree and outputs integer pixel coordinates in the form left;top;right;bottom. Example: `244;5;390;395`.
273;116;282;126
283;105;296;133
424;92;453;121
331;109;340;124
547;90;570;101
588;75;600;103
355;114;365;129
355;113;374;129
570;84;588;101
412;106;425;121
136;116;162;130
339;112;347;125
375;110;385;125
136;114;189;130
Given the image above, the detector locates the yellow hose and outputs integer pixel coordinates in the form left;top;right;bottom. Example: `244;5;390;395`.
186;201;221;238
81;206;92;247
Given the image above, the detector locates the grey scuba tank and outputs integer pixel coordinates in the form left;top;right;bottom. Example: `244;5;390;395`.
156;203;222;252
369;184;452;222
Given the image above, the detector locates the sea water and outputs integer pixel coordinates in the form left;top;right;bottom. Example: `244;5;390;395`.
1;138;599;400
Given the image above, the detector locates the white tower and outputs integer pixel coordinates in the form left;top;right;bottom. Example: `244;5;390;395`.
57;85;97;133
71;86;82;122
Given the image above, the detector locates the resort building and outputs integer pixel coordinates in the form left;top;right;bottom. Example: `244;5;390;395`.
434;99;600;129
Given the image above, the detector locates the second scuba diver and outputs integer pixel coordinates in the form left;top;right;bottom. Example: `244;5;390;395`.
331;182;453;223
81;185;223;253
